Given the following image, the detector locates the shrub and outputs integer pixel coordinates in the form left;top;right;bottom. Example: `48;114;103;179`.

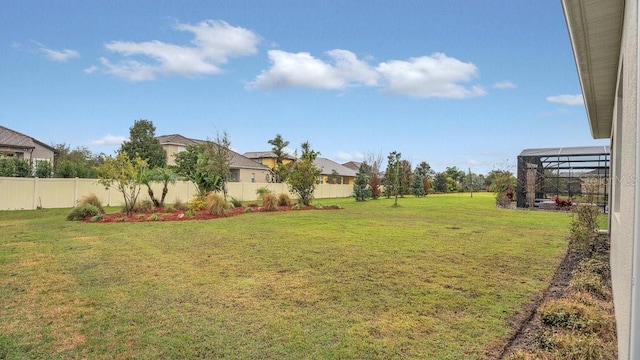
245;207;254;213
570;271;609;300
496;191;514;208
147;213;161;221
277;193;291;207
553;195;573;208
77;193;105;213
570;204;600;257
292;203;305;210
206;193;232;217
187;195;207;211
132;199;154;213
89;214;104;222
173;198;188;211
229;196;243;208
261;193;278;211
66;203;102;221
538;299;600;332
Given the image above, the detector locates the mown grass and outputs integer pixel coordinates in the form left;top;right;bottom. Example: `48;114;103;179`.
0;193;572;359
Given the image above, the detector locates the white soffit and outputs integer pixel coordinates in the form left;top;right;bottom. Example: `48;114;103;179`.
562;0;624;139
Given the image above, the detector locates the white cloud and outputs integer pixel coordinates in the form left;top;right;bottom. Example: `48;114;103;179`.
251;50;483;99
334;151;364;162
91;134;127;146
546;94;584;106
84;65;98;74
250;49;378;89
376;53;485;98
102;20;259;81
34;42;80;62
493;81;516;89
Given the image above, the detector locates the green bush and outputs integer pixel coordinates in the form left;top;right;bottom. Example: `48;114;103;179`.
187;196;207;211
77;193;105;213
132;199;155;213
206;193;232;217
90;214;104;222
277;193;292;207
262;193;278;211
245;207;254;213
539;299;599;332
570;204;600;257
147;213;161;221
66;203;102;221
229;196;243;208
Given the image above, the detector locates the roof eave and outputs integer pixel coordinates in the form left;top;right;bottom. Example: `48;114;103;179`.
561;0;624;139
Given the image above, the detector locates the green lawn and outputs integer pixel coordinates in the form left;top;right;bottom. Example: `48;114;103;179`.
0;193;573;359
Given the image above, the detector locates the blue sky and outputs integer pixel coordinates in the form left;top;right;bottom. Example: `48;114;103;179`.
1;1;608;174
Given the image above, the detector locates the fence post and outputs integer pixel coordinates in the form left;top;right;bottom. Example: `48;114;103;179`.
32;177;38;210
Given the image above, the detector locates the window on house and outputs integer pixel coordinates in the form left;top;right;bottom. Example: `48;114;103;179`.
251;173;255;183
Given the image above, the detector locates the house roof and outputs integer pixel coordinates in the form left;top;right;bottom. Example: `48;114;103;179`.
0;125;56;152
243;151;296;160
342;161;362;172
314;157;357;177
561;0;624;139
157;134;271;171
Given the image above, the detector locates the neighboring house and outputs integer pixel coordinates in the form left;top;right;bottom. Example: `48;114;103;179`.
314;157;357;185
562;1;635;358
0;125;56;171
342;161;362;172
243;151;296;170
157;134;272;183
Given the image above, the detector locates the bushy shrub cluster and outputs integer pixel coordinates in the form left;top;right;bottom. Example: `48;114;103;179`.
277;193;291;207
67;193;105;221
187;196;207;211
261;193;278;211
132;199;154;213
206;193;232;216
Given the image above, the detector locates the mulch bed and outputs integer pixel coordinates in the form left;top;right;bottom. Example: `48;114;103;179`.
87;205;340;223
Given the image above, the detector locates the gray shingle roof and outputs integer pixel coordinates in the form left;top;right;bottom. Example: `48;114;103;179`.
314;157;357;177
0;126;55;151
243;151;295;160
157;134;271;171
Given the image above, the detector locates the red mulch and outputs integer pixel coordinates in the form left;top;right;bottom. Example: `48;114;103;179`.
87;205;340;223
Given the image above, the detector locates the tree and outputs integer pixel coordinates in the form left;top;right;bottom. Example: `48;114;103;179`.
415;161;434;195
411;171;426;197
383;151;401;201
207;132;233;198
443;166;466;192
268;134;290;182
433;172;448;193
174;143;223;197
139;168;161;208
287;141;321;206
353;163;371;201
119;119;166;169
328;170;341;184
98;152;146;215
53;144;103;178
398;160;413;197
485;169;516;193
364;152;383;199
155;167;179;207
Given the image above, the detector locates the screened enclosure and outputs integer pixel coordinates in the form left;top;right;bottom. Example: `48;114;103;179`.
516;146;610;210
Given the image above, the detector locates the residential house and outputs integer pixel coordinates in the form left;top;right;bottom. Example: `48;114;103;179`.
342;161;362;172
0;125;56;171
314;157;357;185
243;151;296;170
562;1;635;358
157;134;272;183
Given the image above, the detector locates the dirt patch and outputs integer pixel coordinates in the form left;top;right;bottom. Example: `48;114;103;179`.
85;205;341;223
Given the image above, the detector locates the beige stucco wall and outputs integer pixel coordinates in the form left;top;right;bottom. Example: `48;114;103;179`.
0;177;353;210
32;143;55;162
163;144;182;166
609;1;638;357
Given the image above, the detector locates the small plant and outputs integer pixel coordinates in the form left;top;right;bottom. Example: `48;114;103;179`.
132;199;155;213
185;209;195;218
292;203;304;210
256;186;273;199
115;216;128;222
187;195;207;211
570;203;600;257
277;193;292;207
205;192;232;217
66;203;102;221
89;213;104;222
173;198;188;211
245;207;254;213
136;214;146;220
261;193;278;211
570;270;609;300
229;196;243;208
147;213;161;221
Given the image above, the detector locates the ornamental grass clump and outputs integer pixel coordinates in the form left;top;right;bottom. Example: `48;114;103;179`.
77;193;105;213
277;193;291;207
261;193;278;211
66;203;102;221
206;192;232;217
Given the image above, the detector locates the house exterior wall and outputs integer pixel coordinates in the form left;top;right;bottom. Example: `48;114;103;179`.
232;168;271;183
163;144;184;166
609;1;638;357
31;143;55;163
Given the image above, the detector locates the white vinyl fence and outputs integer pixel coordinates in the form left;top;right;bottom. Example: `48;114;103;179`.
0;177;354;210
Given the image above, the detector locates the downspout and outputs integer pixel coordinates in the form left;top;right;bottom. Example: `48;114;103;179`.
631;2;640;357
